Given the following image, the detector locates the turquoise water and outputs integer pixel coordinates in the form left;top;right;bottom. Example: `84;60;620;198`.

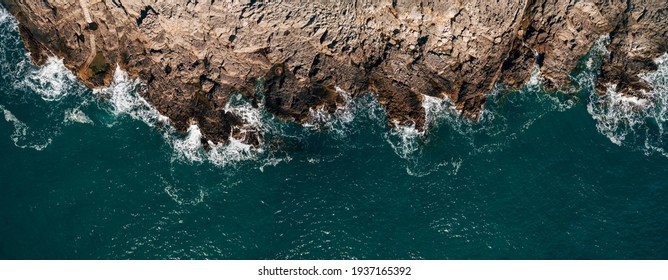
1;8;667;259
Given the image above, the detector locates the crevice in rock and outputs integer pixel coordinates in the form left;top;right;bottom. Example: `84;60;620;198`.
136;5;157;26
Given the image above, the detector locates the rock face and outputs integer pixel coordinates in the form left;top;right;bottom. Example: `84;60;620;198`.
1;0;666;144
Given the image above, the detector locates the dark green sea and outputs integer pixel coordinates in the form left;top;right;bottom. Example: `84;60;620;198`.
1;7;667;260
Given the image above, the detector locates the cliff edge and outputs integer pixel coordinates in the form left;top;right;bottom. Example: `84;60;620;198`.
1;0;666;144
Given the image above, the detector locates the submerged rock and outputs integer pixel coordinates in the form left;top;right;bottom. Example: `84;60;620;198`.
1;0;665;144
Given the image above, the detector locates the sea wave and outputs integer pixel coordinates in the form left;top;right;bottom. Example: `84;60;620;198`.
19;57;81;101
95;65;170;127
422;94;460;130
303;87;362;138
385;93;459;162
587;53;668;156
224;93;265;145
385;58;581;177
95;66;269;167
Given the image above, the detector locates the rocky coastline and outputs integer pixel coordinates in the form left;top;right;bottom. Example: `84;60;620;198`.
1;0;666;144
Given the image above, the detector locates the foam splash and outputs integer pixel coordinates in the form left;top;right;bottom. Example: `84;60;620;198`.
224;94;264;144
20;57;80;101
95;65;170;127
171;124;206;162
170;123;260;167
587;85;648;145
588;53;668;156
1;105;51;150
208;138;260;167
170;100;265;167
422;94;459;130
64;108;93;124
0;6;266;166
385;120;422;160
0;4;15;28
93;66;266;167
303;87;356;137
0;6;6;22
385;94;460;161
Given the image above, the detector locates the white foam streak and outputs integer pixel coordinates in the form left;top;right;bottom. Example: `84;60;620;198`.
587;85;647;145
0;5;16;29
163;184;206;206
0;5;9;24
575;35;610;90
93;66;265;167
386;94;460;160
208;138;259;167
1;105;51;150
169;95;266;166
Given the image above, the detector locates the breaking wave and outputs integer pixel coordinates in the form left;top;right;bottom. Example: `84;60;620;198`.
383;92;469;177
383;62;579;177
588;53;668;156
96;66;268;168
94;66;169;127
2;0;666;182
20;57;81;101
302;87;383;139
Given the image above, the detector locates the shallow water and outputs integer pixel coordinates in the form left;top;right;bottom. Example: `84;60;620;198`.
1;7;667;259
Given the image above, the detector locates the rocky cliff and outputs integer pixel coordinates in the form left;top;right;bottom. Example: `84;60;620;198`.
1;0;666;144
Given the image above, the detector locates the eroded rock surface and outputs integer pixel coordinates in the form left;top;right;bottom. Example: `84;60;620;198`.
1;0;666;144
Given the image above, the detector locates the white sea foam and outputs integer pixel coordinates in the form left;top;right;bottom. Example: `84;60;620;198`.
588;53;668;156
585;36;610;70
385;120;422;160
385;94;460;161
64;108;93;124
526;64;543;90
224;94;264;144
168;96;267;167
1;105;51;150
19;57;80;101
574;34;610;90
169;122;263;167
208;138;260;167
92;66;265;167
172;124;206;162
163;184;206;206
303;87;356;137
421;94;459;130
0;5;15;28
95;65;170;127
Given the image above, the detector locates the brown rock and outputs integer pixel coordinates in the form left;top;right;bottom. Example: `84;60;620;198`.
0;0;665;144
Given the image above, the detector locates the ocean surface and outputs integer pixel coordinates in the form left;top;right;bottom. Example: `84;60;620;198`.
1;7;667;260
